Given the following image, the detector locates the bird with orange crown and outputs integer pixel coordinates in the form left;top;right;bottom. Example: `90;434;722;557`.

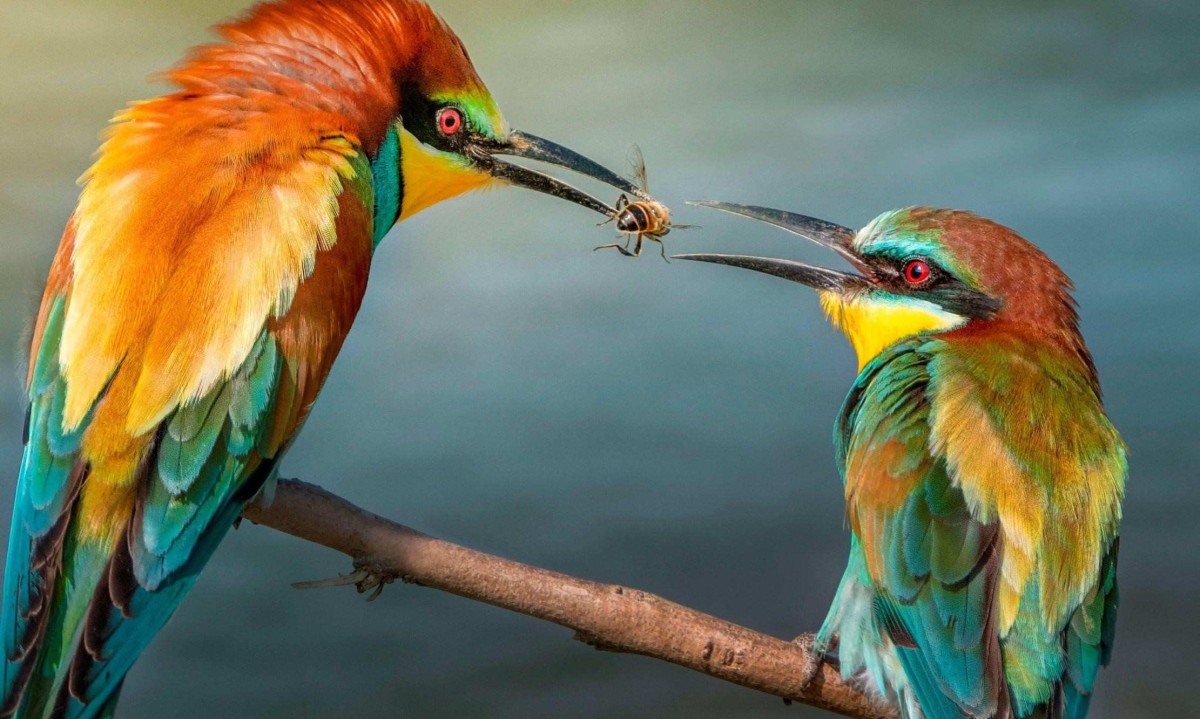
680;203;1126;719
1;1;643;716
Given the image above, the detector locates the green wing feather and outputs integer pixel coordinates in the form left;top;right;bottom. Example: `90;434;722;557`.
1062;544;1118;719
3;297;73;710
62;332;292;717
829;338;1123;719
1;325;296;719
836;343;1007;719
4;133;374;719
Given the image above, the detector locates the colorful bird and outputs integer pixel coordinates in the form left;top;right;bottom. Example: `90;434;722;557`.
1;1;639;717
679;203;1125;719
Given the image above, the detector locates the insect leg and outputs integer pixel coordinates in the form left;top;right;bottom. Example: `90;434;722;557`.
593;241;636;257
596;194;628;227
653;235;669;263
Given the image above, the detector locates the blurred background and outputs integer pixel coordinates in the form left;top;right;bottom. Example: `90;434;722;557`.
2;1;1198;717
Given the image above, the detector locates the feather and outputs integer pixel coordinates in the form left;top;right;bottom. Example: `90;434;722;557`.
827;330;1125;719
3;90;377;719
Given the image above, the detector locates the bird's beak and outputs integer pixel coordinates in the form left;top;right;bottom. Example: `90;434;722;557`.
471;130;639;217
674;201;871;293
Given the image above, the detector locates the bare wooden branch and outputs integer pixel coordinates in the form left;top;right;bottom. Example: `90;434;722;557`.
242;479;898;719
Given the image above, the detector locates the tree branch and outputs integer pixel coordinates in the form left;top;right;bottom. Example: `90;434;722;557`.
242;479;898;719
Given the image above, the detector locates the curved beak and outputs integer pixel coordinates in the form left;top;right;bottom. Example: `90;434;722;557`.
471;130;639;217
674;201;870;293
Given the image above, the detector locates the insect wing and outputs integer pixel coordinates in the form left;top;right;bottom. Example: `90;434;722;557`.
627;144;650;195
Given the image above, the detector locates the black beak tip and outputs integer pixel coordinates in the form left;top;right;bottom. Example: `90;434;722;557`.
503;129;639;196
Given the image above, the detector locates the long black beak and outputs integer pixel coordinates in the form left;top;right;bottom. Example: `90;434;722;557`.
674;201;870;292
474;130;639;217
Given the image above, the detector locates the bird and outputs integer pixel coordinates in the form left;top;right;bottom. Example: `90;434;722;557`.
0;1;641;717
678;202;1125;719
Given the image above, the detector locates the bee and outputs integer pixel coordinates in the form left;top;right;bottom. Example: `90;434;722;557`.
595;146;694;260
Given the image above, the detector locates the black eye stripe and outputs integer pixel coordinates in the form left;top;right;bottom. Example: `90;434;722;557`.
861;252;1001;319
398;84;471;151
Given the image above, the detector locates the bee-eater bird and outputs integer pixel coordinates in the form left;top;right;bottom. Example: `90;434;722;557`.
1;1;641;717
678;203;1125;719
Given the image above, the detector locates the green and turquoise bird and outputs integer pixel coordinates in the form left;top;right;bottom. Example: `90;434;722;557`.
2;1;639;717
679;203;1125;719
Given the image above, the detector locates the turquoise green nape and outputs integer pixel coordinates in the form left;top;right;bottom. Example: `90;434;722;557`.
370;125;402;246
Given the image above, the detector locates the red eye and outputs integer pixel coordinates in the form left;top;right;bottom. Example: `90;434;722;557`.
904;259;931;285
437;107;464;136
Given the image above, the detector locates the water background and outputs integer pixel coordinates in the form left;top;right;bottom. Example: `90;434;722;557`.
2;1;1198;716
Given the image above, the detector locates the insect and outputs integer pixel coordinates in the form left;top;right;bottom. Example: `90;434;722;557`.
595;146;694;260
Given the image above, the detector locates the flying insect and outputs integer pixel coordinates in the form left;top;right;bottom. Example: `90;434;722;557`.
595;146;693;260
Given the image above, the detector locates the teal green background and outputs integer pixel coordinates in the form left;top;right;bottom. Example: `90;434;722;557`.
1;1;1197;717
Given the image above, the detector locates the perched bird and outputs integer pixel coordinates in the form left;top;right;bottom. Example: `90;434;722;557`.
1;1;639;717
679;203;1125;719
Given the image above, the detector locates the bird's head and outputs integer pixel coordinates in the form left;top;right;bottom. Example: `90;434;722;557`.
679;203;1083;370
385;18;637;225
203;0;636;238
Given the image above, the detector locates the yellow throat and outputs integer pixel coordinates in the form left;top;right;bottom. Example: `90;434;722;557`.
819;291;966;370
398;127;497;221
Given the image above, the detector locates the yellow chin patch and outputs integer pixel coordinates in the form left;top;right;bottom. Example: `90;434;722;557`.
819;291;966;370
398;127;497;221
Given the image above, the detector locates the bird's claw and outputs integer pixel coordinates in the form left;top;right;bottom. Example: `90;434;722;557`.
356;568;394;602
796;653;823;692
795;634;840;691
292;561;397;601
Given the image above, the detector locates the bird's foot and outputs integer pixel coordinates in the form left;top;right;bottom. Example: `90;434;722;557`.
794;634;840;693
292;557;398;601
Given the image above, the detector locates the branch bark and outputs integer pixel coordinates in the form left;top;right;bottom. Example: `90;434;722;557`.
242;479;898;719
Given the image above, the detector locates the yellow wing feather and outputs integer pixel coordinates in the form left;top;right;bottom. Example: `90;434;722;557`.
927;341;1125;634
60;96;363;440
